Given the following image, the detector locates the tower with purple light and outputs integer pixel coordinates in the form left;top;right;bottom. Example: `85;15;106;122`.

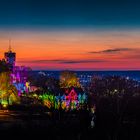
4;40;16;71
4;41;30;96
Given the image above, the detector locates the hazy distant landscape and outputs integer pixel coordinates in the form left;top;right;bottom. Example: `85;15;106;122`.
31;70;140;81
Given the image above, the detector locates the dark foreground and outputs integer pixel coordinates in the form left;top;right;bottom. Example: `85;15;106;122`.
0;109;91;140
0;109;140;140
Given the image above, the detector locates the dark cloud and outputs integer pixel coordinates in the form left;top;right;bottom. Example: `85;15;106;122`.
17;59;106;64
59;60;105;64
89;48;132;54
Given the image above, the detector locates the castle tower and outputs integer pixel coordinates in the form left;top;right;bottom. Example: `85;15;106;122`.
4;40;16;70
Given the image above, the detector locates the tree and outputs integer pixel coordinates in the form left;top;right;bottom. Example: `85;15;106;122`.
60;70;81;88
45;77;60;94
0;59;9;73
0;72;20;106
88;76;140;140
8;84;20;105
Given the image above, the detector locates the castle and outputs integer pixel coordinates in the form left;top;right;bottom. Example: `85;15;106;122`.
4;42;30;96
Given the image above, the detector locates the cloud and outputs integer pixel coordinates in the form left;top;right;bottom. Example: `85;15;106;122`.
89;48;132;54
17;59;106;64
58;60;105;64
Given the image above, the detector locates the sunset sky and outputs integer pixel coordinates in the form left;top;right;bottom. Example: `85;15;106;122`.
0;0;140;70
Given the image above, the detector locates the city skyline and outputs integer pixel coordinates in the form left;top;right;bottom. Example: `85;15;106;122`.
0;0;140;70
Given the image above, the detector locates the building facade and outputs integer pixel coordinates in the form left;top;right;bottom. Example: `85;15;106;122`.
4;47;30;96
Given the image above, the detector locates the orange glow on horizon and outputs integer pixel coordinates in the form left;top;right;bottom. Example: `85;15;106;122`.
0;30;140;70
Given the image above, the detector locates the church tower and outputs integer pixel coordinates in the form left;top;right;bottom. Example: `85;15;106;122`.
4;40;16;70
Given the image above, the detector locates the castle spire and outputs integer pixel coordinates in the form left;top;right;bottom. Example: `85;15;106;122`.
9;39;12;52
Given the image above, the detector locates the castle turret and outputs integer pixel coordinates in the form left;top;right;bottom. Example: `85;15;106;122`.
4;40;16;70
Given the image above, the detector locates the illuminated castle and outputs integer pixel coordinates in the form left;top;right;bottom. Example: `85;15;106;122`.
4;41;30;96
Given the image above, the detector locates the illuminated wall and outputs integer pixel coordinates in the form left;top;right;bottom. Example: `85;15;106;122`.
39;88;87;110
10;66;30;96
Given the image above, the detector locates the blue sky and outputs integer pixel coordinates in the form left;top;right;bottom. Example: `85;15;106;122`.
0;0;140;29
